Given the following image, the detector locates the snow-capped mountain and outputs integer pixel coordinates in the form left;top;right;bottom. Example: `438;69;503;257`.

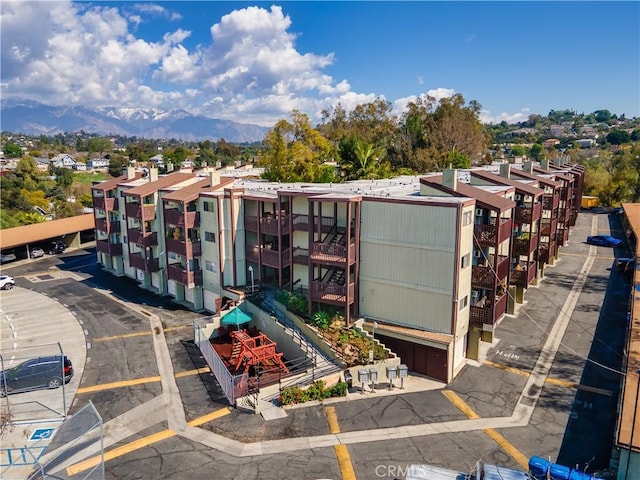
0;99;269;143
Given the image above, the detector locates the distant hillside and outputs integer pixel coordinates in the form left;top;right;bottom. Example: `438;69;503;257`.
0;99;269;143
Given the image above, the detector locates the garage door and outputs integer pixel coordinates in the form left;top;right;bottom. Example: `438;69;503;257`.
377;334;449;382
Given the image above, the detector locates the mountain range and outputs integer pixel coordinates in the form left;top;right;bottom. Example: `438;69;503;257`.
0;99;269;143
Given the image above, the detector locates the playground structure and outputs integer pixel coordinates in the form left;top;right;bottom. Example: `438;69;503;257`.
229;329;290;378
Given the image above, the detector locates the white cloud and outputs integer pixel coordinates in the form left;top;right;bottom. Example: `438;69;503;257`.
479;108;531;125
0;2;485;128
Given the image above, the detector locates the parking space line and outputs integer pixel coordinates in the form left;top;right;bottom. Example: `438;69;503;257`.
442;390;528;469
93;325;190;342
483;361;612;395
324;406;356;480
66;408;230;476
187;407;230;427
76;367;209;394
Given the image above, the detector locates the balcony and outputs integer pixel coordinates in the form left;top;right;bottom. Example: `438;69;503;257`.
167;264;203;286
96;239;123;256
129;252;160;272
540;219;557;237
514;203;542;224
125;203;156;221
292;247;309;264
292;215;335;233
261;247;291;268
165;238;202;257
543;195;560;211
474;218;512;247
310;242;356;266
512;233;539;256
127;228;158;247
245;246;259;263
310;281;355;304
469;293;508;327
164;209;200;229
93;196;118;211
261;214;290;235
95;218;120;234
471;255;509;289
510;261;536;288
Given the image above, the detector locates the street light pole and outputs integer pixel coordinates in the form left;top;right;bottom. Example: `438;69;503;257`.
625;368;640;479
248;265;255;293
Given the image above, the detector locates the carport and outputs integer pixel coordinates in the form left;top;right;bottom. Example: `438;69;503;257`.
0;214;95;260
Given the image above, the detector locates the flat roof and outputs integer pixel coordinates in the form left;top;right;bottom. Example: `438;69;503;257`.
470;170;544;198
617;203;640;451
421;175;516;212
0;214;95;249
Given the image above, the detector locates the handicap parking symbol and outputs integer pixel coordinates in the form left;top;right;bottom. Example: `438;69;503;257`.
29;428;55;441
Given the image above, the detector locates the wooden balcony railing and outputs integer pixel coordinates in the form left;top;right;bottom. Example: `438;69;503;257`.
95;218;120;233
310;281;355;304
543;195;560;211
165;238;202;257
510;261;536;288
469;293;508;327
167;264;203;286
514;202;542;224
96;239;123;256
93;196;118;211
129;253;160;272
292;215;336;233
474;218;512;246
164;209;200;228
260;215;290;235
512;233;539;256
245;246;259;263
261;247;291;268
127;229;158;247
125;203;156;221
471;255;509;289
292;247;309;264
310;242;356;265
540;219;557;237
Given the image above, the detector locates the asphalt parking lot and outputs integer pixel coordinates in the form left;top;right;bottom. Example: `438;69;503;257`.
0;210;633;479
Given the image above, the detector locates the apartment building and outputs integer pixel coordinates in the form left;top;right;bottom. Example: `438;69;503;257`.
93;160;584;382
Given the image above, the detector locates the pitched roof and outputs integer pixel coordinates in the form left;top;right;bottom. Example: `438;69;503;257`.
421;175;516;212
470;170;544;198
125;172;195;197
0;214;95;249
162;177;234;203
92;173;142;192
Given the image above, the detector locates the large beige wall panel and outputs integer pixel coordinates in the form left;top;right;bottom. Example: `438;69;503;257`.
359;202;457;333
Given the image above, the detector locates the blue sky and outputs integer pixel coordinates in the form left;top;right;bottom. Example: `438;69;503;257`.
1;1;638;126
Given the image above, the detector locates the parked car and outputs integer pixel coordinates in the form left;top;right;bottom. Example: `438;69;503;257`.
0;275;15;290
48;240;66;255
586;235;623;247
0;251;17;264
31;248;45;258
0;356;73;396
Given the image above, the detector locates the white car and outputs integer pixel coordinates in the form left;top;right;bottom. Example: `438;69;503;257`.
31;248;45;258
0;275;15;290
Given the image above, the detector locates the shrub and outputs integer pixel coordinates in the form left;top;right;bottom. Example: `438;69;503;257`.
275;289;291;305
312;311;331;330
287;292;308;314
279;380;348;405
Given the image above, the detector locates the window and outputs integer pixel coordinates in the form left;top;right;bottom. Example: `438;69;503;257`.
463;210;473;226
475;208;483;216
461;253;470;269
459;295;468;311
473;250;482;258
205;260;217;272
203;201;215;212
205;231;216;243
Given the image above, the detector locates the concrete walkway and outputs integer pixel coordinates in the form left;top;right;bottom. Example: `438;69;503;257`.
4;215;600;477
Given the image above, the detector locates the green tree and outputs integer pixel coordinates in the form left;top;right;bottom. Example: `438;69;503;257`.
260;111;334;183
3;143;23;158
342;137;386;180
510;145;527;156
108;155;129;177
55;167;73;193
529;143;545;160
446;150;470;169
606;129;631;145
88;137;112;156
